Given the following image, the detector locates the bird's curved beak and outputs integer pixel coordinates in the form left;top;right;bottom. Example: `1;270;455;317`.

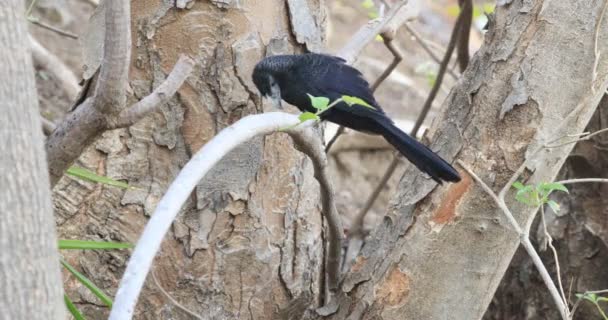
269;78;283;110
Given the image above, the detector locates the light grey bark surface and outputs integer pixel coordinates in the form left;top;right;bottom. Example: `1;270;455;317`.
0;2;65;319
321;1;608;319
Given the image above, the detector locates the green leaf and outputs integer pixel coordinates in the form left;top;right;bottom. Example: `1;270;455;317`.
65;294;86;320
538;182;569;194
585;293;598;303
375;34;384;42
445;4;460;17
512;181;526;190
361;0;374;9
547;200;560;213
66;166;132;189
482;3;496;14
306;94;330;110
597;296;608;302
342;95;375;109
298;112;319;122
61;259;113;307
58;239;133;250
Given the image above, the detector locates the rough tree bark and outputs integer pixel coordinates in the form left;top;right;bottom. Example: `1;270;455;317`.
321;1;608;319
0;1;65;319
53;0;608;319
54;1;329;318
484;98;608;320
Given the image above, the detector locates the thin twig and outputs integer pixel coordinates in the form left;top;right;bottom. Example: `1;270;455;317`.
41;116;56;136
545;127;608;148
325;126;345;153
348;6;466;240
111;55;195;128
403;23;458;80
29;35;80;100
411;8;464;137
456;0;473;72
371;39;403;91
326;0;416;153
458;160;570;320
540;205;568;308
25;0;38;16
28;18;78;39
337;0;409;64
151;269;202;319
592;0;608;89
556;178;608;185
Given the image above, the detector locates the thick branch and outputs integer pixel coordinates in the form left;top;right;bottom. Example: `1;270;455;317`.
92;0;131;114
109;114;343;319
46;98;106;186
336;0;410;64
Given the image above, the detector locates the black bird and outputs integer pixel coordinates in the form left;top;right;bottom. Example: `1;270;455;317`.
252;53;460;183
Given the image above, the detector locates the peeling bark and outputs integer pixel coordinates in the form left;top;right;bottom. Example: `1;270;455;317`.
320;1;608;319
56;1;328;318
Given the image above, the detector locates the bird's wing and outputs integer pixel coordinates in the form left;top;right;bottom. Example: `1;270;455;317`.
309;55;383;113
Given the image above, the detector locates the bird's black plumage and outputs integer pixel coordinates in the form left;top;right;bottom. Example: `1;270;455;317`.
252;53;461;183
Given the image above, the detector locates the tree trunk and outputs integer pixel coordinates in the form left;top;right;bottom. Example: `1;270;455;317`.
320;1;608;319
54;1;328;318
484;97;608;320
0;2;65;319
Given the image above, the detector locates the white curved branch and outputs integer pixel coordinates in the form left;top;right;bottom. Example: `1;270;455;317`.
109;112;342;319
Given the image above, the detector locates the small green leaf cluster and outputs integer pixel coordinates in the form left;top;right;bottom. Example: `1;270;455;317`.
59;239;133;319
576;292;608;319
297;94;375;124
361;0;379;19
512;181;568;213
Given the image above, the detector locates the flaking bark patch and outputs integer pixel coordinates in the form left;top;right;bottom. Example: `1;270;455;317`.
374;265;411;308
430;169;472;227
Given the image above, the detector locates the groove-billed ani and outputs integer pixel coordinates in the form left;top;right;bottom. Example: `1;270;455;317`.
252;53;460;183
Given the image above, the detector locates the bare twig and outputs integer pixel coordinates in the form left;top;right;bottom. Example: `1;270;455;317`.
28;18;78;39
325;0;416;153
348;6;466;241
151;269;202;319
540;205;568;308
371;39;403;91
403;23;458;80
29;35;80;100
110;55;195;128
411;8;464;137
45;0;193;187
545;127;608;148
109;113;343;319
458;160;570;320
456;0;472;72
556;178;608;185
592;0;608;89
41;116;56;136
325;126;345;152
337;0;410;64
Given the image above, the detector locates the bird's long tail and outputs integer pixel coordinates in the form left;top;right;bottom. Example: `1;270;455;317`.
378;119;461;183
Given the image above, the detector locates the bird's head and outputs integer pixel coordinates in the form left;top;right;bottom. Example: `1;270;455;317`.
252;55;295;109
